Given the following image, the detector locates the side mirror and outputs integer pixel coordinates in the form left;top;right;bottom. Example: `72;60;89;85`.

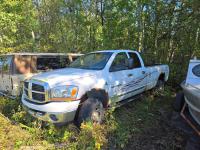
126;58;134;69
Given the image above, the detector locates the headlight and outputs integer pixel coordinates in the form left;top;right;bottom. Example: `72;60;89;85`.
51;85;78;100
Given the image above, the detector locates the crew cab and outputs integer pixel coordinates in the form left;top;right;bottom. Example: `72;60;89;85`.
22;50;169;125
0;53;82;98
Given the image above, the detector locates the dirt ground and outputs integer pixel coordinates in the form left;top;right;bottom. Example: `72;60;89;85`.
125;112;185;150
124;100;200;150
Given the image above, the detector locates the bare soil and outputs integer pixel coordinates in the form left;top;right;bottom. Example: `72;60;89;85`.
123;97;200;150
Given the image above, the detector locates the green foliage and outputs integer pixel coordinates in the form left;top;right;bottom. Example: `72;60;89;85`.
0;87;184;149
0;0;199;85
0;97;20;117
77;122;107;150
42;124;75;143
0;0;199;147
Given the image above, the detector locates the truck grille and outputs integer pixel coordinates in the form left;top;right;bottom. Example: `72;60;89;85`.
32;92;45;101
32;83;45;92
24;80;48;103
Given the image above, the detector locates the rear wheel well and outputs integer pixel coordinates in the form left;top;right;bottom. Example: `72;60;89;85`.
158;73;165;81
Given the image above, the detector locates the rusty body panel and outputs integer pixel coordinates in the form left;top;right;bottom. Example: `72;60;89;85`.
0;53;82;97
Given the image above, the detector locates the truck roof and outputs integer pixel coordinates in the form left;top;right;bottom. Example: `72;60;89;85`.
95;49;137;53
1;53;83;56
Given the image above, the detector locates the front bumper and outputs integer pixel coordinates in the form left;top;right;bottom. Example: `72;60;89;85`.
22;95;80;123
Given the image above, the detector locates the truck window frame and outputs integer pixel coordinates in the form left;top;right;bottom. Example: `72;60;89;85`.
128;52;142;69
70;52;113;70
192;64;200;77
109;52;129;72
13;55;32;75
36;55;70;71
2;55;13;75
0;56;3;75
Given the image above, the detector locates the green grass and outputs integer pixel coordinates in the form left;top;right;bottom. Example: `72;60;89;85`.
0;86;181;149
107;86;176;148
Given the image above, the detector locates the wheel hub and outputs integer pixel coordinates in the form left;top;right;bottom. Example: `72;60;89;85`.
91;102;104;123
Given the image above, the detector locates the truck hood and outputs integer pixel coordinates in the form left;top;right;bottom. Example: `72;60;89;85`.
31;68;100;87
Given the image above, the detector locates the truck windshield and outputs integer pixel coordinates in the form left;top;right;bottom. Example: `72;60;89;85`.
69;52;113;70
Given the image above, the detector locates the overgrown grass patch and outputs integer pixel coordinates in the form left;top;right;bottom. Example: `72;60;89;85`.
0;86;177;149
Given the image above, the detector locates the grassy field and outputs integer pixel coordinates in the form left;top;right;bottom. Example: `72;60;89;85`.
0;86;186;150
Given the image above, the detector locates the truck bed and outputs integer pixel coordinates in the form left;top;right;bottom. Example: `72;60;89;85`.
145;63;164;67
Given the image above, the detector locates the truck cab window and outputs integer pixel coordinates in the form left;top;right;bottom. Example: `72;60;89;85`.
2;56;12;74
0;56;3;74
37;56;69;71
72;56;78;61
70;52;112;70
110;52;128;72
60;56;70;67
128;52;141;68
14;55;31;74
192;64;200;77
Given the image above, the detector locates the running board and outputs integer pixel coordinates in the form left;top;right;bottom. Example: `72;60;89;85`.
114;94;143;108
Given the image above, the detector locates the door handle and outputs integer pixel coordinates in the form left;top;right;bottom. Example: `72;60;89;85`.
128;74;133;77
142;71;146;74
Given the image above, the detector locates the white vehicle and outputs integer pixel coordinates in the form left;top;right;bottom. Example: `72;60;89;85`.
22;50;169;125
174;59;200;133
0;53;82;98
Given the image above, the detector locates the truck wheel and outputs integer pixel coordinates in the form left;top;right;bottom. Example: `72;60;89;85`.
77;98;105;127
153;80;165;96
173;92;185;112
157;80;165;91
53;122;67;127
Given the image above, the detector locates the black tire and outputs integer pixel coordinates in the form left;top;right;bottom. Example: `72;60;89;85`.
157;80;165;91
153;80;165;96
173;92;185;112
76;98;104;127
53;122;67;127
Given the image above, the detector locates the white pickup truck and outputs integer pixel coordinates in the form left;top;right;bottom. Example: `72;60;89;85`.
22;50;169;125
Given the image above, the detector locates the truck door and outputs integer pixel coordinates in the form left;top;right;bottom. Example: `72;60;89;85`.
108;52;147;103
2;56;13;94
107;52;131;102
126;52;147;96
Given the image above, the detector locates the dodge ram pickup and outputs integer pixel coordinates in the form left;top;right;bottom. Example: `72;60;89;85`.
22;50;169;125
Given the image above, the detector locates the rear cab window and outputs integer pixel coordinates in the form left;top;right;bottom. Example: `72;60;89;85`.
13;55;72;74
128;52;141;68
2;56;12;74
192;64;200;77
14;55;32;74
36;56;70;71
0;56;3;73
